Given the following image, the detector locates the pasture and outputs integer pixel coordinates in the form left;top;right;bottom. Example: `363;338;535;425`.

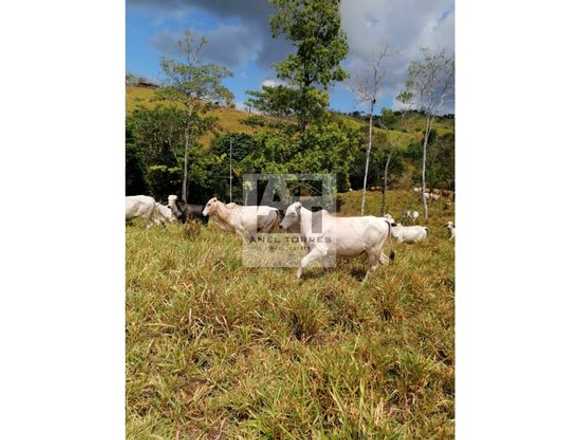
126;190;455;439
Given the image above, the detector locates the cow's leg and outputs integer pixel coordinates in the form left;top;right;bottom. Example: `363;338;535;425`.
363;240;386;282
363;251;381;283
297;245;326;280
235;228;249;243
145;210;155;229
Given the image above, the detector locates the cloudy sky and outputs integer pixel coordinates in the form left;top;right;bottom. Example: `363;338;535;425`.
127;0;454;113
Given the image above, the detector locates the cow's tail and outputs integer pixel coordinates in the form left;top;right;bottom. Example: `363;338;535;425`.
383;218;396;263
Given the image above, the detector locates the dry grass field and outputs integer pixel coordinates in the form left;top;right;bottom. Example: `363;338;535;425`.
126;190;455;439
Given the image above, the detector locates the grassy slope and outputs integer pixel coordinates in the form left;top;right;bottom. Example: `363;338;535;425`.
127;86;262;147
126;190;455;439
126;86;454;151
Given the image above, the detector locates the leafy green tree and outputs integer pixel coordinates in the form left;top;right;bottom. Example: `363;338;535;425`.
128;105;187;199
380;108;397;129
157;31;233;202
248;0;348;135
246;85;328;123
125;123;148;195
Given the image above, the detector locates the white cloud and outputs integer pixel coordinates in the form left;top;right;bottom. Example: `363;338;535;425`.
340;0;455;111
261;78;285;88
132;0;454;111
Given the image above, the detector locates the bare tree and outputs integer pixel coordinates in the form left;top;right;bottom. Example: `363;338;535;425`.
158;31;233;202
380;151;393;217
398;49;454;220
350;44;394;215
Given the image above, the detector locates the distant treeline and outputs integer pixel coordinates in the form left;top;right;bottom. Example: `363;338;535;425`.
126;106;454;204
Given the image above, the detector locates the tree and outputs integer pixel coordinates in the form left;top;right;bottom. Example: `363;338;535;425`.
245;84;328;123
128;105;188;199
157;31;233;202
350;44;394;214
125;123;148;195
247;0;348;136
380;151;393;217
380;108;397;129
398;48;454;219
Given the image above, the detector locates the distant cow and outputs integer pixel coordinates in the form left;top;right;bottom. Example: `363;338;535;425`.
385;219;428;244
156;203;177;224
442;190;455;199
405;210;420;223
168;195;208;224
446;221;455;240
126;195;164;228
423;192;441;201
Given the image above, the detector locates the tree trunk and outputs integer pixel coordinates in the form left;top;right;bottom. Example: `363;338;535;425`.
421;115;433;220
381;152;392;217
229;138;233;203
182;106;194;203
182;130;190;203
361;101;375;215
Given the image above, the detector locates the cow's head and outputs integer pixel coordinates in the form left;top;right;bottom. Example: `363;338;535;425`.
280;202;301;230
384;213;396;224
202;197;219;216
167;195;182;217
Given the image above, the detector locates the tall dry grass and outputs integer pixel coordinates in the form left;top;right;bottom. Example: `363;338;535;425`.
126;190;454;439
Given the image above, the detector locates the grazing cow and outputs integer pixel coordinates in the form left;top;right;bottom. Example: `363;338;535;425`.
202;197;280;242
423;192;441;201
413;187;422;193
405;210;420;223
387;221;428;244
156;203;177;224
446;221;455;240
168;195;208;224
126;195;164;228
280;202;395;282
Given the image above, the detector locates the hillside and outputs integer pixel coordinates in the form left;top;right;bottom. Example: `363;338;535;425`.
126;86;454;150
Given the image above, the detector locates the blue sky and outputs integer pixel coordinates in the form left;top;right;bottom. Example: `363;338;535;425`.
127;0;454;113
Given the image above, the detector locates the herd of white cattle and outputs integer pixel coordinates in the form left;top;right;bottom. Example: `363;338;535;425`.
126;193;455;281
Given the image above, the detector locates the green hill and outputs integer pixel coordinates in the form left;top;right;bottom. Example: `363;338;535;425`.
126;86;454;150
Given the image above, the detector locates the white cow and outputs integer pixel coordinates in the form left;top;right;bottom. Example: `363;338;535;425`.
168;195;178;212
413;187;422;193
389;223;428;244
202;197;280;241
423;192;441;201
126;195;164;228
446;221;455;240
156;203;177;224
405;210;420;223
280;202;394;282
